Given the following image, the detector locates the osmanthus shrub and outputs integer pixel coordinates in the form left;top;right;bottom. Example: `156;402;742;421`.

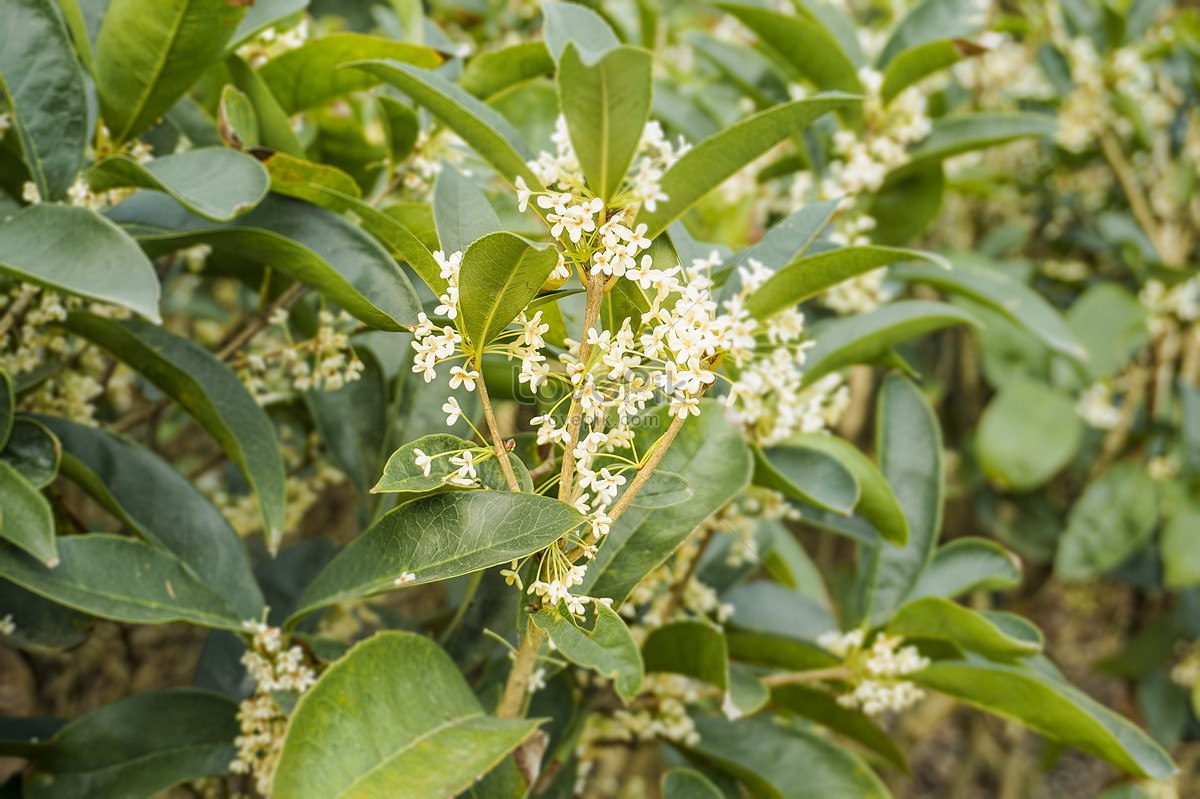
0;0;1180;797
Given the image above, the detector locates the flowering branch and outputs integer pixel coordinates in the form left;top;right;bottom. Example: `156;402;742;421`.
556;268;608;502
475;370;521;492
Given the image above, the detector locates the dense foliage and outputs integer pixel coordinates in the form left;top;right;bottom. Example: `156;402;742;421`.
0;0;1196;796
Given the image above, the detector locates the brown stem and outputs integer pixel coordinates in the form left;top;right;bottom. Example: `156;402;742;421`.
1100;132;1169;263
556;269;607;502
475;371;520;492
496;619;547;719
215;282;307;361
1089;365;1150;480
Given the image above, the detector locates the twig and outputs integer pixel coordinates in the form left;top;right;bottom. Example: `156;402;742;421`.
215;282;307;361
496;619;547;719
1100;132;1169;263
556;269;607;502
1090;364;1150;480
475;373;521;492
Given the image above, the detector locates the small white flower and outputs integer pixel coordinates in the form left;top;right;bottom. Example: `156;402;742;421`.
442;396;463;426
413;448;434;478
394;571;416;586
448;365;479;391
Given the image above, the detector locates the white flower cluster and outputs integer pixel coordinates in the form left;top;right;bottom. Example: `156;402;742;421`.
1076;382;1121;429
230;620;316;795
818;629;930;716
1140;278;1200;336
234;18;309;67
238;308;365;400
721;258;850;445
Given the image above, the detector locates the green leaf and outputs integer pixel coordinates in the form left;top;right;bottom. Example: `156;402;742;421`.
259;33;442;114
291;491;583;622
581;402;753;605
107;192;420;331
748;246;949;321
559;42;653;202
0;535;243;630
0;0;88;200
880;39;970;104
638;94;860;239
459;42;555;101
737;199;841;270
350;60;537;189
0;205;161;323
890;113;1057;179
542;1;619;63
0;579;91;652
225;53;306;157
803;300;979;387
891;260;1087;360
907;538;1022;601
1160;484;1200;589
23;689;238;799
864;376;944;624
64;314;287;548
374;433;530;498
725;581;837;642
868;163;946;246
887;597;1042;659
217;84;259;148
1055;462;1159;580
305;350;387;498
726;632;840;671
1068;283;1150;380
683;714;891;799
377;95;419;163
753;441;861;516
685;31;790;108
662;769;725;799
41;417;264;621
977;380;1083;492
262;150;363;206
642;620;729;692
877;0;985;67
1;418;60;489
458;231;559;357
433;167;502;255
533;602;644;701
719;4;862;97
95;0;248;143
0;459;56;566
770;684;908;772
85;148;269;222
0;368;13;450
229;0;308;48
273;631;541;799
914;660;1176;780
794;435;907;546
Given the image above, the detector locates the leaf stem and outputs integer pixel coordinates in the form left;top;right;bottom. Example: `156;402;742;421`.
557;269;607;502
216;281;307;361
496;618;547;719
475;372;521;492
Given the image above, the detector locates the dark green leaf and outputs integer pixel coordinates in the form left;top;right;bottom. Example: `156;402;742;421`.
458;231;559;357
291;491;583;622
225;53;306;157
305;350;387;497
891;113;1057;179
877;0;984;66
880;39;969;103
887;597;1042;659
432;167;502;255
374;433;530;497
771;684;908;772
64;314;287;548
977;380;1083;492
533;602;644;701
0;579;90;652
1;417;60;489
907;538;1022;601
738;199;840;269
459;42;555;101
0;459;56;566
1055;462;1159;580
377;95;419;163
642;620;729;691
753;441;861;516
273;631;541;799
0;368;12;450
0;205;160;322
662;769;724;799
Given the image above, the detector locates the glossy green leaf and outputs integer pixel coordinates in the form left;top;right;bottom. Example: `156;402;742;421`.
891;113;1057;179
292;491;583;622
350;60;538;190
864;376;944;624
0;0;88;200
542;1;619;63
377;95;419;163
259;33;442;114
229;0;308;48
685;31;790;108
726;632;840;671
684;715;891;799
64;314;287;548
1055;462;1159;580
459;42;555;100
638;94;860;239
1;418;60;489
739;199;841;269
581;402;753;605
891;260;1086;359
907;538;1022;601
559;43;653;202
880;39;970;103
95;0;247;143
273;631;541;799
876;0;984;66
887;597;1041;659
225;53;306;157
534;602;644;701
217;83;259;148
725;581;837;643
977;380;1083;492
642;620;729;692
41;417;264;620
458;231;559;357
262;150;362;206
86;148;269;222
719;4;862;97
753;441;861;516
748;246;949;320
0;535;243;630
868;163;946;246
662;769;724;799
771;684;908;771
0;579;90;652
803;300;979;387
0;459;56;566
0;205;160;322
432;167;502;255
374;434;530;498
914;660;1176;780
23;689;238;799
107;192;420;331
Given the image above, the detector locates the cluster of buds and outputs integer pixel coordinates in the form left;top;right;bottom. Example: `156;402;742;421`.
818;629;930;716
238;308;365;400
